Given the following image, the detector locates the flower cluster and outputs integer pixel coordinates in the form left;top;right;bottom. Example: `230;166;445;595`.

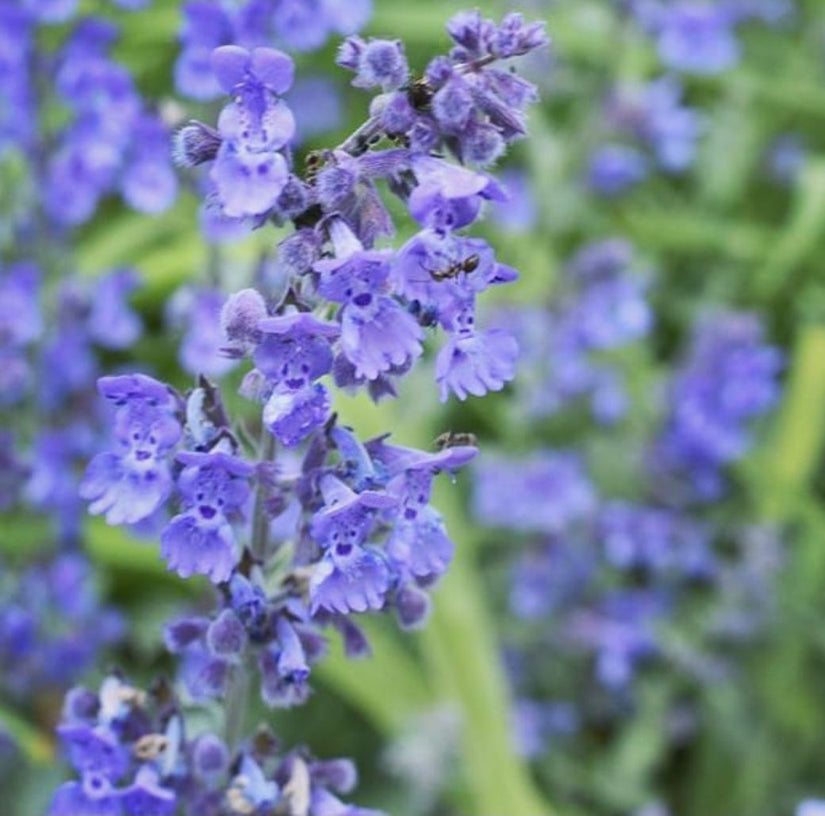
1;266;145;542
166;286;241;379
175;13;547;401
471;258;784;770
0;553;124;704
652;311;783;502
1;10;175;241
46;19;177;224
589;77;702;196
49;673;376;816
493;239;652;423
0;262;41;408
476;445;782;760
58;9;547;814
82;370;476;705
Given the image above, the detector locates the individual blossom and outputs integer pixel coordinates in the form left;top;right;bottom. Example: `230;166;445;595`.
435;297;519;402
315;219;424;382
80;374;182;526
250;308;339;447
308;474;396;615
175;0;372;100
160;450;254;583
208;45;297;217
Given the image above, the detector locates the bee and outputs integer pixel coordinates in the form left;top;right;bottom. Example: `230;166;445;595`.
304;150;327;184
426;253;480;282
408;77;433;110
434;431;478;450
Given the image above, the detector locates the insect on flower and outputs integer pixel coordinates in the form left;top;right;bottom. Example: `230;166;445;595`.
423;253;481;282
434;430;478;450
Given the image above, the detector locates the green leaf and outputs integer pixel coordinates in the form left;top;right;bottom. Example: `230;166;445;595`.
316;618;432;734
748;324;825;518
752;160;825;303
0;707;54;766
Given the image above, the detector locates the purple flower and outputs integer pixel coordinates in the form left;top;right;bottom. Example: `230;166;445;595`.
255;311;338;386
489;169;538;232
120;116;178;214
87;269;143;350
337;37;409;91
436;313;518;402
167;287;237;377
408;156;506;230
652;311;783;501
81;377;182;526
175;1;234;99
0;262;41;348
209;46;296;217
385;506;454;582
48;778;122;816
588;144;648;195
227;755;280;812
310;544;391;615
310;475;395;550
0;554;123;700
287;76;343;141
250;310;339;446
315;221;424;379
656;2;740;74
259;617;311;707
160;451;253;583
263;383;333;448
119;767;176;816
605;77;702;173
473;450;596;535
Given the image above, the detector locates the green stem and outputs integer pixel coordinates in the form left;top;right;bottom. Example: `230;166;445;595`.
224;660;251;750
251;430;276;562
752;160;825;303
420;483;554;816
748;324;825;519
0;707;53;765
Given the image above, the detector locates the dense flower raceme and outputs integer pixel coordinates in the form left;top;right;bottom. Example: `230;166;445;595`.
0;9;176;229
80;370;476;705
471;308;783;760
1;264;145;543
0;552;124;704
61;11;546;812
492;239;652;424
49;673;378;816
651;311;783;502
175;15;546;401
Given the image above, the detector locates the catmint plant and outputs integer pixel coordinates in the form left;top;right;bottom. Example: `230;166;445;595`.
50;10;548;814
